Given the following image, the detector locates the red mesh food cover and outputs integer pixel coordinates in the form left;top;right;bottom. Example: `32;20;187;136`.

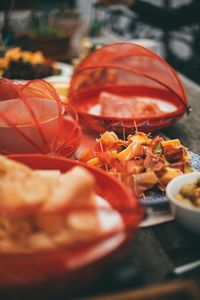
1;154;143;291
69;43;190;134
0;78;81;156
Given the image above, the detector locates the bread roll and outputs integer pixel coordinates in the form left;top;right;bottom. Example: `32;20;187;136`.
0;156;50;213
0;156;100;253
41;166;96;213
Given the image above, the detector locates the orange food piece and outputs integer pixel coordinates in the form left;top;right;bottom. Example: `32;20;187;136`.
79;149;95;162
128;132;150;145
98;131;118;150
87;157;101;167
98;151;117;165
117;142;144;161
161;139;182;148
159;167;182;186
133;171;158;196
125;159;144;175
161;139;190;163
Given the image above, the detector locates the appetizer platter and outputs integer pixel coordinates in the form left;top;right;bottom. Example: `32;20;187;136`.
79;130;200;205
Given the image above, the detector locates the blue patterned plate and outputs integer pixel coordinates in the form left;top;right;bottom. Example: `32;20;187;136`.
140;151;200;205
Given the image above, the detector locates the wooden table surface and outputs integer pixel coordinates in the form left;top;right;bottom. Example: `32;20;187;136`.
163;74;200;154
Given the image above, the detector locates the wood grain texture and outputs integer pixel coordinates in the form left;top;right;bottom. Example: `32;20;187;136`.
163;75;200;154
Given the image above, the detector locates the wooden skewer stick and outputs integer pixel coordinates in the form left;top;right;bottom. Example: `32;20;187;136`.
99;138;109;173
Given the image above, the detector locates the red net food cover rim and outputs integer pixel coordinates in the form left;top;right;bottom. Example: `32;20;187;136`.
0;78;81;156
0;154;143;289
69;43;190;134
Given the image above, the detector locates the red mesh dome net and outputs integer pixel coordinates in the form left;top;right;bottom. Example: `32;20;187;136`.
69;43;190;134
0;78;81;156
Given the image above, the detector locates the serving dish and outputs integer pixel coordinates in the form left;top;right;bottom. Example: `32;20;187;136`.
0;78;80;157
78;130;199;206
0;154;142;296
0;98;60;154
69;43;190;135
166;171;200;234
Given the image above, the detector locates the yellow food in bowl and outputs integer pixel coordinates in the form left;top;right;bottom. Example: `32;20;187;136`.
176;177;200;207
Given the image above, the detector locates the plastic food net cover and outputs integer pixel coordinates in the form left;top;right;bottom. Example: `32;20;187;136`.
0;78;79;155
70;43;189;112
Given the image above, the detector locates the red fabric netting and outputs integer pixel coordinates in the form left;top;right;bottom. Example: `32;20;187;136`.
69;43;190;134
0;154;143;290
0;78;81;156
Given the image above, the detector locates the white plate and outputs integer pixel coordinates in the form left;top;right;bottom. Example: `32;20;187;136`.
45;62;73;83
89;97;177;116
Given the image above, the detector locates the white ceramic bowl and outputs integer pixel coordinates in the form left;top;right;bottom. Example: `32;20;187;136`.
166;172;200;234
